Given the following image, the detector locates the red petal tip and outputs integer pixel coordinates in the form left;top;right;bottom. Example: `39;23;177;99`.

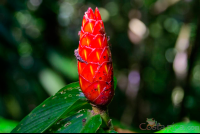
95;7;99;11
87;7;93;12
94;7;102;20
85;7;95;19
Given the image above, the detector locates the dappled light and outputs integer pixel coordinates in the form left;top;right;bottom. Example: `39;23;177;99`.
128;18;148;44
0;0;200;133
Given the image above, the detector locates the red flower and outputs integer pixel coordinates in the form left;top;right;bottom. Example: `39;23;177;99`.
75;7;114;106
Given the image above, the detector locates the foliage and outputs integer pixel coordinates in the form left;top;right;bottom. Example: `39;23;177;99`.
11;81;117;133
156;121;200;133
1;0;200;133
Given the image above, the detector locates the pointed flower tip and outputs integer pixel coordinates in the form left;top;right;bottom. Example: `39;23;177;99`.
84;7;102;20
95;7;99;11
87;7;94;13
84;7;95;19
94;7;102;20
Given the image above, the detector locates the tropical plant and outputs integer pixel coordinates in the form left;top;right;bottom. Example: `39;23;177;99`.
11;7;117;133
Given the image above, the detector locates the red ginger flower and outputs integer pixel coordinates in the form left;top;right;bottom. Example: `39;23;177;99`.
74;7;114;106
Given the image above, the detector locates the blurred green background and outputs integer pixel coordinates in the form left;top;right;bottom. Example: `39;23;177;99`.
1;0;200;133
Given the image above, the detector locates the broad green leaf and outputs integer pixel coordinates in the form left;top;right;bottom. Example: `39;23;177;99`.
80;113;102;133
0;117;18;133
45;109;89;133
155;121;200;133
46;109;102;133
114;76;117;90
11;82;88;133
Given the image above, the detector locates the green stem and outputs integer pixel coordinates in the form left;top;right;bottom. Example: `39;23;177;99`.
91;104;113;130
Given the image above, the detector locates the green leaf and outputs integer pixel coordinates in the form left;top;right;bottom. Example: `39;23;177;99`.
45;109;87;133
11;82;88;133
45;109;102;133
0;117;18;133
97;128;106;133
80;113;102;133
114;76;117;90
155;121;200;133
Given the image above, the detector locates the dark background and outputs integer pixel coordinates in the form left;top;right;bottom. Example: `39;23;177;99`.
0;0;200;132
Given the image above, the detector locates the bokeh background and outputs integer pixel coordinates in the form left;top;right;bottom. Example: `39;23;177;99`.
0;0;200;132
